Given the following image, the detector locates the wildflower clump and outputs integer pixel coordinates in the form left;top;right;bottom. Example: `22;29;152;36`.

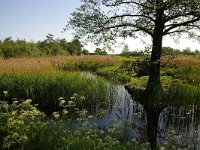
1;99;45;149
54;94;88;121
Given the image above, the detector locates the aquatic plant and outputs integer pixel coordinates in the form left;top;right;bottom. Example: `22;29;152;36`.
0;72;108;114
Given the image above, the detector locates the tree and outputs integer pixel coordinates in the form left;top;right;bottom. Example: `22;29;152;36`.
161;47;180;56
67;0;200;93
82;49;89;55
121;44;132;57
1;37;15;58
122;44;129;53
67;2;200;148
182;47;193;55
67;39;83;55
94;47;107;55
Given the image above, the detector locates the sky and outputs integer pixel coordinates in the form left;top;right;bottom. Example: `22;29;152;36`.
0;0;199;53
0;0;80;41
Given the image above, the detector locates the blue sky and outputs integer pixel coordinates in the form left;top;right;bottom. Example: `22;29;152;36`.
0;0;199;52
0;0;81;41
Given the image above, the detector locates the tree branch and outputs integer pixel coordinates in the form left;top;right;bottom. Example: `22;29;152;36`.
163;29;190;36
164;12;197;23
110;14;155;22
98;23;153;37
163;17;200;35
103;1;152;9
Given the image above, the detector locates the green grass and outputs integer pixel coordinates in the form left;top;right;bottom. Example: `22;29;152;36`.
57;60;114;72
96;66;131;83
0;71;109;114
172;67;200;85
165;80;200;105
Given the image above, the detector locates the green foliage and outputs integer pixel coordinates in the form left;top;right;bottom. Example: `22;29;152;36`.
128;76;149;90
120;51;144;57
120;44;144;57
0;99;45;149
165;80;200;105
0;96;191;150
161;47;180;57
97;66;131;83
0;96;150;150
67;0;200;48
95;48;107;55
173;67;200;85
82;49;89;55
0;72;108;114
37;34;68;56
57;60;113;72
67;39;82;55
0;36;84;58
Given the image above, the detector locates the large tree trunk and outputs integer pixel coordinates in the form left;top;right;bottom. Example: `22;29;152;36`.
145;4;164;102
144;4;165;149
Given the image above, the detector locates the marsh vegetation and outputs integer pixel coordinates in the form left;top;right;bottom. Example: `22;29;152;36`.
0;54;200;149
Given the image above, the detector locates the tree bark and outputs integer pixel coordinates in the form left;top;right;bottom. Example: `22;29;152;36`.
145;2;164;102
143;2;165;149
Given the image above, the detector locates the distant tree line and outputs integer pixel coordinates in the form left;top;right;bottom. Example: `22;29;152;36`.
0;34;90;58
161;47;200;56
1;35;198;58
119;44;200;57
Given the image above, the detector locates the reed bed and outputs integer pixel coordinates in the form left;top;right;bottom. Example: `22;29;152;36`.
166;81;200;105
0;55;121;114
56;56;120;72
0;57;54;74
0;55;120;74
0;72;109;114
161;55;200;68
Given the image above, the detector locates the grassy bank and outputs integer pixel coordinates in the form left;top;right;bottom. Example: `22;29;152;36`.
0;71;110;114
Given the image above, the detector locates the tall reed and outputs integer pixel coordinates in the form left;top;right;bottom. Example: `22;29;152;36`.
0;55;120;74
0;72;109;114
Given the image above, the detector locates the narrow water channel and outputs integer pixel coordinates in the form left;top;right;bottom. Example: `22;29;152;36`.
84;73;200;149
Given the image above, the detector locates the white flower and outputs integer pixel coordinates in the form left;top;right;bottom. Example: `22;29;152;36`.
68;101;75;106
3;91;8;94
100;130;104;134
58;100;66;107
74;108;79;111
80;96;86;100
52;112;60;119
160;147;166;150
88;115;94;119
24;99;32;104
58;97;65;101
3;91;9;97
62;109;69;116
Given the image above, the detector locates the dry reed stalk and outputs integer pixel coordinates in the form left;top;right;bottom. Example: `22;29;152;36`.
0;55;119;74
161;55;200;68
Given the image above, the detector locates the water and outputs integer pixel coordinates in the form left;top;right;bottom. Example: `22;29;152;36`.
83;72;200;148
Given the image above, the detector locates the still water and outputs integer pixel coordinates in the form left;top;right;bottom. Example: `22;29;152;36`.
88;81;200;149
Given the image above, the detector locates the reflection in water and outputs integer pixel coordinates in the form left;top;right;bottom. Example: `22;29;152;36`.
92;83;200;149
83;73;200;149
159;105;200;149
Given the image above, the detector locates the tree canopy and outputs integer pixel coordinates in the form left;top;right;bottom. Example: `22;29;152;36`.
67;0;200;44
